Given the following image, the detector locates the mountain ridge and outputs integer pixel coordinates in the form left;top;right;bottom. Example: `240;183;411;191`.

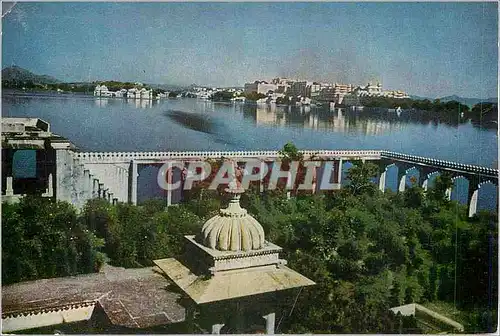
438;95;497;108
2;66;60;84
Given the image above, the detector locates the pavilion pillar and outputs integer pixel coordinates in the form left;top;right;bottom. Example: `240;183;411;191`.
211;323;225;334
260;161;266;193
263;312;276;334
166;164;172;207
468;188;479;218
122;168;128;202
398;174;407;192
5;176;14;196
286;171;292;199
378;170;386;192
48;173;54;197
92;178;99;198
337;159;343;184
129;160;138;205
445;187;452;201
422;178;429;191
83;170;91;199
315;162;324;194
42;173;54;197
117;169;123;202
311;165;317;194
87;173;93;199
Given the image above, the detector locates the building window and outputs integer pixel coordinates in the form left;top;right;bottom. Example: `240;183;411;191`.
13;150;37;178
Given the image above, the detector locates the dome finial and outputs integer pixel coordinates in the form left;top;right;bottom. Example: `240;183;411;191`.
225;160;245;195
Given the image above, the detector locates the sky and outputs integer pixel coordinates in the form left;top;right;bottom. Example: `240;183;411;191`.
2;2;498;98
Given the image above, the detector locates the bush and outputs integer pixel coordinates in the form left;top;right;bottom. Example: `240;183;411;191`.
2;197;105;284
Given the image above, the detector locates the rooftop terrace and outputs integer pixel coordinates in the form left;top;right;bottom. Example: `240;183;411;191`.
2;264;185;332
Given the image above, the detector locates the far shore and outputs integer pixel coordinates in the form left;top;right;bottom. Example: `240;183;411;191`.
2;88;93;96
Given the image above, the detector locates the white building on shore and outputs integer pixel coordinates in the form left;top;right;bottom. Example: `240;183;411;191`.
244;81;277;95
342;83;410;106
94;84;155;100
94;85;113;97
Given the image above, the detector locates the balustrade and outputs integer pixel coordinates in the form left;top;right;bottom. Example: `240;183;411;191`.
37;150;500;216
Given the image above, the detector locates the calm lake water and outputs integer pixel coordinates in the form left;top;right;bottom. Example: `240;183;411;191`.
3;92;497;167
3;92;498;207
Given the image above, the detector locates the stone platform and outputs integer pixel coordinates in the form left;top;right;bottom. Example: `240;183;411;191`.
154;235;315;305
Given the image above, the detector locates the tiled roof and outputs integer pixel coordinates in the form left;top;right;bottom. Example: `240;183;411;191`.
2;264;185;329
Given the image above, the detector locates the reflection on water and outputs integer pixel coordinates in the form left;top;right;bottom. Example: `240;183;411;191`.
95;98;108;108
241;103;494;136
95;97;157;109
243;104;407;135
2;93;497;167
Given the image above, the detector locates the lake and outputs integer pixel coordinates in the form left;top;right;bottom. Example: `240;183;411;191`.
3;92;497;167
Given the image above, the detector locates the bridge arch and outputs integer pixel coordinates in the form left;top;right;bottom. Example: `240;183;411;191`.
70;150;498;212
450;176;469;205
422;171;440;191
469;181;498;217
399;166;420;192
379;163;399;192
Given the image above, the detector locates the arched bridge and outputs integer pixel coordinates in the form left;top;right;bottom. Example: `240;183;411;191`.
4;149;498;217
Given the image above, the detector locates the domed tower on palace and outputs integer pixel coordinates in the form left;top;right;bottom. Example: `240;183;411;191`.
154;162;315;334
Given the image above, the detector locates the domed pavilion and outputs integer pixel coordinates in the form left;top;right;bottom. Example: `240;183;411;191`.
154;167;315;334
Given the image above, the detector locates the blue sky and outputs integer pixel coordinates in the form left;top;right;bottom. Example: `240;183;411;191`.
2;2;498;98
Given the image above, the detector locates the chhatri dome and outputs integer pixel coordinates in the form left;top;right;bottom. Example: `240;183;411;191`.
154;161;315;333
199;173;265;252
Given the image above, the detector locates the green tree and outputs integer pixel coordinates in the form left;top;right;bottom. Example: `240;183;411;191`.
243;92;266;101
278;142;304;162
2;161;497;334
344;161;379;195
2;197;105;285
210;91;234;102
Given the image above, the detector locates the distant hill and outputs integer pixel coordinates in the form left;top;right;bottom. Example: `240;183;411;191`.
438;95;497;108
409;95;432;101
2;66;60;84
410;94;497;108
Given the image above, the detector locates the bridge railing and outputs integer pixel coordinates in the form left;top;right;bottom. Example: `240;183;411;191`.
74;149;497;178
71;149;497;215
74;150;383;161
380;151;498;179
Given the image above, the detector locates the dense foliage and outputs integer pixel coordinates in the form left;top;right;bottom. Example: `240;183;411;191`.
2;80;95;93
210;91;235;102
2;78;168;95
242;178;497;333
2;197;106;285
96;81;141;90
358;96;498;126
359;96;470;113
467;102;498;127
243;92;267;101
2;156;497;333
79;199;202;268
